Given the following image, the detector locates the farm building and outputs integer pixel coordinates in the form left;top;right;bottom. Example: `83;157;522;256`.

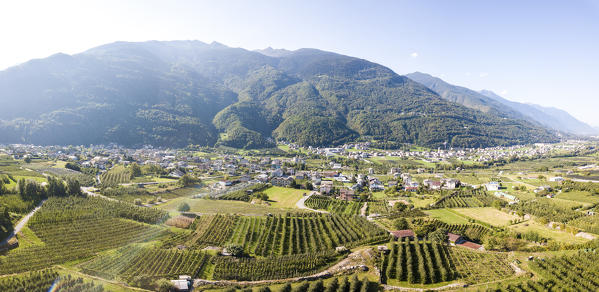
457;241;485;251
448;233;466;245
339;188;357;201
390;230;415;240
485;182;500;191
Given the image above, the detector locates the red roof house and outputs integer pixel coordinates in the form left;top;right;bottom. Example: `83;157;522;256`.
390;230;415;239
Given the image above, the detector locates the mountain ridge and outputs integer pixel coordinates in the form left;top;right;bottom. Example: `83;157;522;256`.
407;72;595;136
0;40;558;148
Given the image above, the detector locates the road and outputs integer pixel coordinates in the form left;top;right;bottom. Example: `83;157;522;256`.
82;187;118;202
295;191;329;213
0;199;46;247
360;202;368;217
195;248;369;287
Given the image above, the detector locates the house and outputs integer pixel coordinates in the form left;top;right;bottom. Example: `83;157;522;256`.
339;188;357;201
457;241;485;251
485;182;500;191
168;169;185;179
404;181;419;192
271;168;284;178
575;232;596;240
443;179;460;190
448;233;466;245
170;279;190;292
387;181;398;188
320;180;334;194
271;176;294;187
369;178;385;191
322;171;339;178
423;179;442;190
494;191;518;202
295;171;308;180
534;185;552;194
549;177;565;182
255;173;269;182
390;230;415;240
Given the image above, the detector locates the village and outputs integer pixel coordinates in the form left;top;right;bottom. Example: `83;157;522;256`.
1;140;599;291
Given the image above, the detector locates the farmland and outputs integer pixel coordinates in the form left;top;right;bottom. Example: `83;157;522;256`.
425;209;471;225
305;195;362;215
263;186;308;208
453;207;520;227
2;141;599;291
380;241;457;285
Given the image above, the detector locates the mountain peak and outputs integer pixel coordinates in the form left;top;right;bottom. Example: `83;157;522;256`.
254;47;293;57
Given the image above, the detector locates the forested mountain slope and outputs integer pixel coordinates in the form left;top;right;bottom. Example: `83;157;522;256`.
0;41;558;148
407;72;595;136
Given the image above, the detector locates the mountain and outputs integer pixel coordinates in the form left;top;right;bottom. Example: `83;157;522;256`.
0;41;558;148
479;90;598;136
405;72;527;120
407;72;596;136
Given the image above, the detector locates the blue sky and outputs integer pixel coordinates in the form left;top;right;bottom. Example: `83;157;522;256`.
1;0;598;125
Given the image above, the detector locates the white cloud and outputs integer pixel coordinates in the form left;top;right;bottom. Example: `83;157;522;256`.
500;90;508;95
479;72;489;78
410;52;419;58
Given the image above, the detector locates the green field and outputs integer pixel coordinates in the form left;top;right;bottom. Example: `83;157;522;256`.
556;191;599;204
159;197;301;216
453;207;519;227
425;208;471;224
509;221;589;244
263;186;308;208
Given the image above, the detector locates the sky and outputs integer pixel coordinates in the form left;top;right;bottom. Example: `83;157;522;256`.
1;0;599;126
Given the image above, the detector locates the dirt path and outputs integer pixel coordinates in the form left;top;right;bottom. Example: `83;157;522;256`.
195;248;370;287
1;199;46;246
295;191;329;213
82;187;118;202
55;265;152;291
382;283;466;291
361;202;368;217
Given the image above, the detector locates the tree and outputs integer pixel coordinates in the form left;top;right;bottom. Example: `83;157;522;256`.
257;287;271;292
224;244;244;257
304;181;313;191
46;176;65;197
134;198;142;206
290;179;300;189
177;202;190;212
359;277;370;292
18;178;26;197
393;218;409;230
294;281;310;292
429;228;449;244
308;279;324;292
66;178;82;196
24;157;31;163
325;278;339;292
155;279;174;292
130;163;142;179
349;275;361;292
65;162;81;172
394;202;407;212
179;174;198;187
413;223;435;238
338;277;349;292
280;283;292;292
359;193;369;202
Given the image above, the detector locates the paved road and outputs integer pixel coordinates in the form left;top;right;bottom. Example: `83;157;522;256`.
1;199;46;246
295;191;329;213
